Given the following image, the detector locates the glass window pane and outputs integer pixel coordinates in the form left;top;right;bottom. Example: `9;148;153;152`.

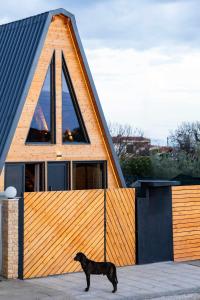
62;69;87;143
26;66;51;143
73;162;105;190
25;163;44;192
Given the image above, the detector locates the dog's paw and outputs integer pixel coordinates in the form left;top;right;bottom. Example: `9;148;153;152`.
85;288;89;292
112;289;117;293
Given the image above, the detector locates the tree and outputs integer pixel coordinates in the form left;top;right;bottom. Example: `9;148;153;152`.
168;121;200;154
150;154;179;180
149;140;200;181
108;122;143;159
121;156;152;186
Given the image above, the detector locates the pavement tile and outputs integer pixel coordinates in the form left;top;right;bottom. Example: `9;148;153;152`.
1;262;200;299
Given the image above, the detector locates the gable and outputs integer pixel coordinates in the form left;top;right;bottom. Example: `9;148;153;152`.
0;9;125;187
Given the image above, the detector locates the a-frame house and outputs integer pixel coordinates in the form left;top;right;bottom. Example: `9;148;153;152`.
0;8;125;194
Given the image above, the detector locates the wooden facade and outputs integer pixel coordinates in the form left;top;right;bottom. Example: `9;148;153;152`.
0;14;123;191
172;185;200;261
22;188;135;279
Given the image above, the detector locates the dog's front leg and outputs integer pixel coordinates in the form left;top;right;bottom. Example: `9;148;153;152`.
85;272;90;292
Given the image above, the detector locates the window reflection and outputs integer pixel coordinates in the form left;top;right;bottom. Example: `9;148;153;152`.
62;68;88;143
25;163;44;192
73;162;106;190
26;60;54;143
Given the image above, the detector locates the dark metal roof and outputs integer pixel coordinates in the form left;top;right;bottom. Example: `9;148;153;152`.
0;11;50;167
0;8;126;187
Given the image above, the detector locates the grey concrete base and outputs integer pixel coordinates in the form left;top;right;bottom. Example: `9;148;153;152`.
1;262;200;299
186;260;200;268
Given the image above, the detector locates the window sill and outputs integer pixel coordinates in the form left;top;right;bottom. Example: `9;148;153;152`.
25;142;56;146
62;142;91;145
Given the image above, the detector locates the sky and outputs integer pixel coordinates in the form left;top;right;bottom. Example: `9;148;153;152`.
1;0;200;144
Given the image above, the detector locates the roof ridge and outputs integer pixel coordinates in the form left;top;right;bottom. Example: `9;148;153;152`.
0;8;74;30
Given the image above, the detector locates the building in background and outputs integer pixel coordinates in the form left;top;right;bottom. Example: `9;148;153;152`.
112;135;151;157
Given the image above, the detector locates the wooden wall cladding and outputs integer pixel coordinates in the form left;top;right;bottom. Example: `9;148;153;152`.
172;185;200;261
23;188;135;278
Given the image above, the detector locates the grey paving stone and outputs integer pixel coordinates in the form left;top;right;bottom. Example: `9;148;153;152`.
152;293;200;300
1;262;200;299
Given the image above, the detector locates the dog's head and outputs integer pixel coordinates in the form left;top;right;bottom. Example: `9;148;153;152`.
74;252;87;263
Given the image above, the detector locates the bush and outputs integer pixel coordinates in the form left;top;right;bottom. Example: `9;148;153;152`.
150;154;179;180
120;151;200;186
121;156;152;186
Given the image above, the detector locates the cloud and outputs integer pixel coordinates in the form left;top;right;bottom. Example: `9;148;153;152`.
86;46;200;142
72;0;200;50
0;0;200;50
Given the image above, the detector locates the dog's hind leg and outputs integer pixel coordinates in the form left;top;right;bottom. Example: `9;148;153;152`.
85;273;90;292
113;266;118;284
106;274;117;293
112;281;117;293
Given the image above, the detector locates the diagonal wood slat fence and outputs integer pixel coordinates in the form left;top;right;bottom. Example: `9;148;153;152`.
106;188;135;266
21;188;135;279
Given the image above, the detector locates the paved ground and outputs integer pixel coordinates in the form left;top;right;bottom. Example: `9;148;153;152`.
1;262;200;299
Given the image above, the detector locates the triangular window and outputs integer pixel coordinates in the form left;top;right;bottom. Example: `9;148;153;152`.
26;53;56;143
62;53;89;143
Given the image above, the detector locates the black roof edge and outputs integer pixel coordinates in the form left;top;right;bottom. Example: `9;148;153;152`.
0;8;126;187
48;8;75;20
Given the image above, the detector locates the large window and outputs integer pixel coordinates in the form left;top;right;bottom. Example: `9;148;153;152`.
73;162;107;190
5;160;107;195
25;163;45;192
26;53;56;143
62;53;89;143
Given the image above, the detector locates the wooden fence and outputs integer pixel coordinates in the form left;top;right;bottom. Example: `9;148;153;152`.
106;188;135;266
172;185;200;261
22;188;135;279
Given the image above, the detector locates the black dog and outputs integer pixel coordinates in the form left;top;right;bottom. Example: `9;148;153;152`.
74;252;118;293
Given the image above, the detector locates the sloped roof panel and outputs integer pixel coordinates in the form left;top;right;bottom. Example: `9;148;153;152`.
0;12;49;165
